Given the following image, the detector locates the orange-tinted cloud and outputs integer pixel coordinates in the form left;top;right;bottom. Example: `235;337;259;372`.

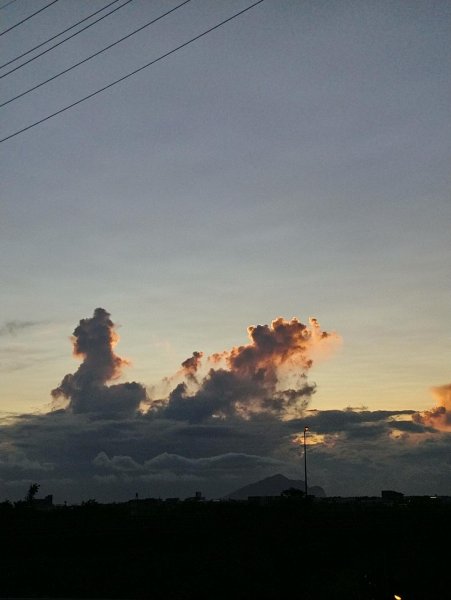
181;351;204;382
152;316;338;422
414;384;451;432
222;316;336;385
52;308;145;416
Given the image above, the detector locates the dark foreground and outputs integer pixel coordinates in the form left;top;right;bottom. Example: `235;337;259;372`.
1;499;448;599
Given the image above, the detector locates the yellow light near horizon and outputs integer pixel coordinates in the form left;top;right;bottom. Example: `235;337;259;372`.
292;433;325;446
394;595;402;600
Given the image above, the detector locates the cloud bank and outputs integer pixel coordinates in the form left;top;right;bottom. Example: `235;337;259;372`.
0;308;450;502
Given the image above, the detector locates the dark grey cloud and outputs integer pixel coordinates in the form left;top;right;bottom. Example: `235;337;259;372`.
297;409;416;434
308;430;451;497
390;420;434;434
1;402;451;502
307;409;427;441
156;369;271;423
51;308;146;417
0;447;54;474
0;410;295;501
344;423;389;440
93;450;284;476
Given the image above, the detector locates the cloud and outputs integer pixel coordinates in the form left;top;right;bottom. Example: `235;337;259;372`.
180;351;204;383
93;450;284;476
151;316;337;422
0;444;54;473
0;320;49;372
0;320;39;337
93;452;141;472
1;400;450;502
0;308;450;502
51;308;146;417
301;408;416;433
414;384;451;432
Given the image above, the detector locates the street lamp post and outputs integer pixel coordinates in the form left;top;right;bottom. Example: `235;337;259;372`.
303;426;309;497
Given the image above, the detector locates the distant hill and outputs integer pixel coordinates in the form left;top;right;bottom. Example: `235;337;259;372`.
226;473;326;500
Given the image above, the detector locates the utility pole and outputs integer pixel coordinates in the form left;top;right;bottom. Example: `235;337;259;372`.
303;426;309;497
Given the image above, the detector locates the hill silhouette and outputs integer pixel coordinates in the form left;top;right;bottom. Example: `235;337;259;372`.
226;473;326;499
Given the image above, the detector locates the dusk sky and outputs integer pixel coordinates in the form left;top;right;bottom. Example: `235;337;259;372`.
1;0;450;503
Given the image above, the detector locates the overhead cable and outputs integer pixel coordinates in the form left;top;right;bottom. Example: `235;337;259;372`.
0;0;133;78
0;0;59;36
0;0;19;11
0;0;192;107
0;0;265;144
0;0;124;70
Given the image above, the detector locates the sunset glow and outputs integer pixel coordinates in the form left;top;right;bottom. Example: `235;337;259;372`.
0;0;449;505
0;2;448;598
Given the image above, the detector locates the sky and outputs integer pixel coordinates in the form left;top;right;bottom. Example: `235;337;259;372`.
0;0;450;503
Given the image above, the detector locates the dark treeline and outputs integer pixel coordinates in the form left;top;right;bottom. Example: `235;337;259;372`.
0;499;447;599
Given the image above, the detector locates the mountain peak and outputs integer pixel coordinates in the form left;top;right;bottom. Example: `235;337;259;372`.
226;473;326;500
263;473;290;483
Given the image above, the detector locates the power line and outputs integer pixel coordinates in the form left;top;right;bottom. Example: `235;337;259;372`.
0;0;19;11
0;0;265;144
0;0;134;78
0;0;192;107
0;0;59;36
0;0;124;70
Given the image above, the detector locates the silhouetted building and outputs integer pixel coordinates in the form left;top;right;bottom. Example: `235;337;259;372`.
33;495;54;511
247;496;281;506
381;490;404;503
185;491;205;502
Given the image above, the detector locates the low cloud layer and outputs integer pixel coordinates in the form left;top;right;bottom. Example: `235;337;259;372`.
0;308;450;502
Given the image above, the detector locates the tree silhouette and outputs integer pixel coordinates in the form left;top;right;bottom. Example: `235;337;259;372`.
281;487;305;498
25;483;40;503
